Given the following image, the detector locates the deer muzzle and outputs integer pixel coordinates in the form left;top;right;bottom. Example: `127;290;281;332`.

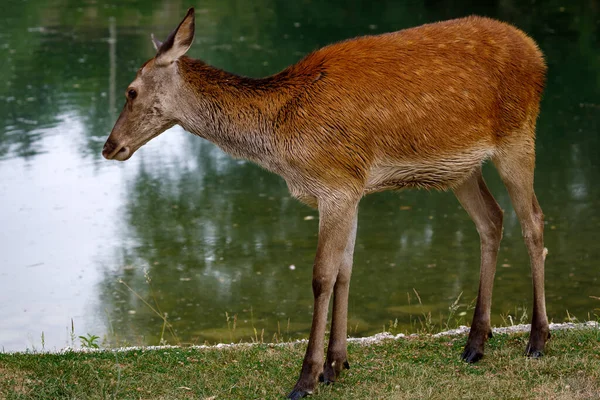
102;139;131;161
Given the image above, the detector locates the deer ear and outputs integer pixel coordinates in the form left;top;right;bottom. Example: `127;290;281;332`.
155;8;195;65
151;33;163;51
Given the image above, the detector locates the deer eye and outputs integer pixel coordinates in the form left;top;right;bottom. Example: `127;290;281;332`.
127;88;137;100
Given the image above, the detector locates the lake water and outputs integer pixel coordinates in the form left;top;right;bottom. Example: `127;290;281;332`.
0;0;599;351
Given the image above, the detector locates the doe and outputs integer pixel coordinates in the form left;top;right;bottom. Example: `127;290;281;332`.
103;9;549;399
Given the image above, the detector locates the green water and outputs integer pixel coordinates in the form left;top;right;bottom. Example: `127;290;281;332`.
0;0;598;351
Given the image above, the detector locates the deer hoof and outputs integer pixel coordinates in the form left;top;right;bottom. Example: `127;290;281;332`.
525;340;546;358
526;325;550;358
287;388;311;399
318;372;328;384
527;349;544;358
321;359;351;384
320;368;335;385
461;347;484;363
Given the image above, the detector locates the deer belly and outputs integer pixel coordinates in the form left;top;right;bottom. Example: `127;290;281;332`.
365;149;493;193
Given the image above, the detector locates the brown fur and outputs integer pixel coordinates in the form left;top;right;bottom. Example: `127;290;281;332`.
172;16;546;207
103;10;549;399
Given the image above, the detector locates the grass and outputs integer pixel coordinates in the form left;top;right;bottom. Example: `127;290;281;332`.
9;280;597;399
1;327;599;399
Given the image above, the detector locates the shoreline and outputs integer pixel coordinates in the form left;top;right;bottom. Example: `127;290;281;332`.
4;321;596;355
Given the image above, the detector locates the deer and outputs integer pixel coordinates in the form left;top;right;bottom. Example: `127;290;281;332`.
102;8;549;399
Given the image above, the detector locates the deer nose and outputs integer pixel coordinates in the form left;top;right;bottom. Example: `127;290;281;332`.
102;139;129;160
102;139;117;159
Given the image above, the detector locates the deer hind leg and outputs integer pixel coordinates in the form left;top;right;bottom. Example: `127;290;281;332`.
320;214;357;384
493;137;549;357
453;167;504;362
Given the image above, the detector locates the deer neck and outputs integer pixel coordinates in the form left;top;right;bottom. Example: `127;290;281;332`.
174;56;286;164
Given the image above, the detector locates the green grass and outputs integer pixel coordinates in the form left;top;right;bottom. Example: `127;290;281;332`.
1;327;599;399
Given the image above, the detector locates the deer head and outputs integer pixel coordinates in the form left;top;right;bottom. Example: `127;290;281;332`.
102;8;196;161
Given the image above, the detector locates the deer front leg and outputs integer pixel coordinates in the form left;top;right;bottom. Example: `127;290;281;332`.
288;199;359;400
321;214;357;384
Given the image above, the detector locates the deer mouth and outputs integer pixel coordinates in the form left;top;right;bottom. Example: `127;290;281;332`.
102;140;131;161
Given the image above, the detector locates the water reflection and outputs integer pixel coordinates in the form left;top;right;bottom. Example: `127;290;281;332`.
0;0;598;351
